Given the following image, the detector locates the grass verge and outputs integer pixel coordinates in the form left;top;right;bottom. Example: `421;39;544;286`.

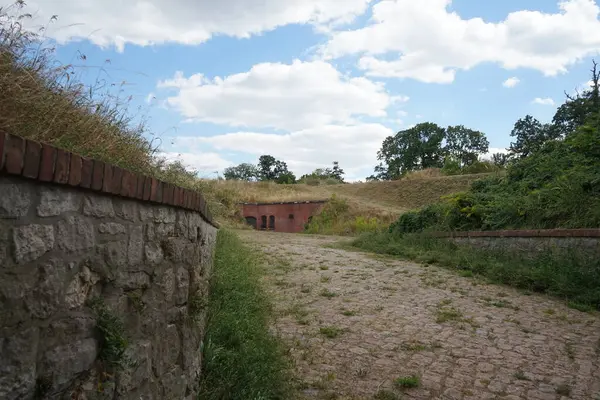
198;230;291;399
353;232;600;310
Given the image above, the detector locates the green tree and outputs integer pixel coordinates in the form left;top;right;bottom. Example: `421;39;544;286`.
257;155;296;183
444;125;489;167
508;115;555;159
375;122;446;179
223;163;258;181
491;153;511;168
329;161;345;182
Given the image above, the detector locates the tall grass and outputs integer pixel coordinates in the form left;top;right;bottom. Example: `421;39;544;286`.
353;232;600;309
0;2;161;175
304;194;394;236
199;230;292;399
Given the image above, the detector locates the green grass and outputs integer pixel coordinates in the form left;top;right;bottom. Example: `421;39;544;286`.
319;326;344;339
394;375;420;388
198;230;291;399
353;232;600;310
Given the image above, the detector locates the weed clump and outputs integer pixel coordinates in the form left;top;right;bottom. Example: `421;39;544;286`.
87;297;128;370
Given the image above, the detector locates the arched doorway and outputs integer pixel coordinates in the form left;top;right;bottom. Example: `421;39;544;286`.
260;215;267;230
269;215;275;231
244;216;257;229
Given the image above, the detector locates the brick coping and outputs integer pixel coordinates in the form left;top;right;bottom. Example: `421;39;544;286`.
431;229;600;238
0;133;218;228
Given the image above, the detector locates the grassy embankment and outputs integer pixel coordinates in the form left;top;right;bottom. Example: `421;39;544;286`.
199;230;292;399
353;232;600;311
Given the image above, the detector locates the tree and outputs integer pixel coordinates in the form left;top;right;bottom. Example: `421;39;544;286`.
508;115;555;159
491;153;511;168
375;122;446;179
552;60;600;138
329;161;345;182
223;163;258;181
257;154;296;183
444;125;489;167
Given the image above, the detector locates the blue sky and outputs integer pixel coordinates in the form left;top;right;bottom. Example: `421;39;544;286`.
15;0;600;180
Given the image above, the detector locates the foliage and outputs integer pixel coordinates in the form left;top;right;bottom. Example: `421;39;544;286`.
304;194;392;236
353;233;600;309
87;297;129;370
257;155;296;183
371;122;489;180
299;161;345;185
508;115;558;159
223;163;259;181
199;230;292;399
387;62;600;233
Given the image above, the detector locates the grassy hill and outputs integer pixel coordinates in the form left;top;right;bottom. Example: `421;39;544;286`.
198;171;492;231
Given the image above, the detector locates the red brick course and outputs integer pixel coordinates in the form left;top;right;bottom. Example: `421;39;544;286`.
0;133;216;227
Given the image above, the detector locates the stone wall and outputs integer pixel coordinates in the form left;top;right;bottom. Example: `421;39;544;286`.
0;134;218;399
433;229;600;258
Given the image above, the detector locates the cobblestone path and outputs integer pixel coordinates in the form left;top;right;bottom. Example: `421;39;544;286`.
238;230;600;400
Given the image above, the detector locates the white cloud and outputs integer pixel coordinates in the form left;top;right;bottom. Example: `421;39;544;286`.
157;151;233;176
532;97;555;105
20;0;372;51
173;123;393;180
320;0;600;83
158;60;393;131
503;77;520;88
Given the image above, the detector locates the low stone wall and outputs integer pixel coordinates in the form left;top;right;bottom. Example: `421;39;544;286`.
0;134;218;400
433;229;600;257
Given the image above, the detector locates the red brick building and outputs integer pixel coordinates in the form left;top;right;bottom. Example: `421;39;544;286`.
241;200;326;233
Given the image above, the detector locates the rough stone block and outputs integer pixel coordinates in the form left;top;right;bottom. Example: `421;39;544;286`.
161;367;187;400
164;324;181;366
4;134;24;175
83;195;115;218
144;243;164;266
38;338;98;392
117;271;150;290
116;340;152;394
174;267;189;306
98;222;126;235
53;149;70;184
39;144;56;182
37;187;81;217
64;265;101;309
115;200;137;222
155;207;176;224
56;216;95;253
25;260;66;319
0;183;31;218
13;224;54;263
128;226;144;266
22;140;41;179
0;132;5;169
0;327;39;400
104;241;128;269
68;154;83;186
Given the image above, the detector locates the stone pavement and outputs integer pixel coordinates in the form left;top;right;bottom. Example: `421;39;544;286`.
239;231;600;400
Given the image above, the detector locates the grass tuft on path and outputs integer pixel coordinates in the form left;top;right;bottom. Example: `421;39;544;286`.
198;230;291;399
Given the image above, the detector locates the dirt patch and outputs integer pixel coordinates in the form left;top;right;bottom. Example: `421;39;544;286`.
238;230;600;400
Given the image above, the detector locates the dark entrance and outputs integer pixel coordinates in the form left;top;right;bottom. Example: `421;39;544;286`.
260;215;267;230
269;215;275;230
244;216;257;229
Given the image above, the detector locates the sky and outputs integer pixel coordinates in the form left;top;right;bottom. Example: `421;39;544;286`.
10;0;600;180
